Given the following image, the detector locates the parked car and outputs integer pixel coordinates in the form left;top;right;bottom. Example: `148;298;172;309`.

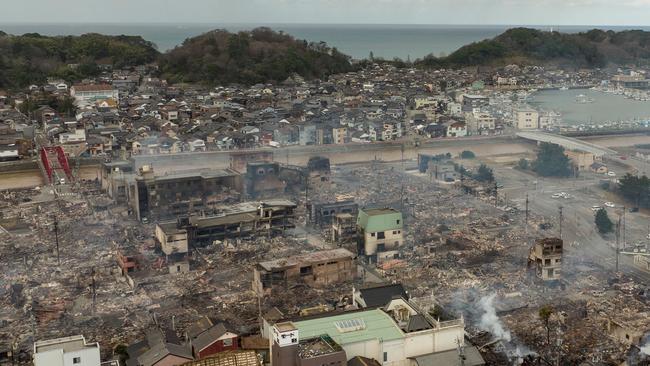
630;207;640;213
604;202;615;208
591;206;602;212
607;172;616;177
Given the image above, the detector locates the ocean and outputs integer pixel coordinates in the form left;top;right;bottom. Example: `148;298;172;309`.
2;23;650;60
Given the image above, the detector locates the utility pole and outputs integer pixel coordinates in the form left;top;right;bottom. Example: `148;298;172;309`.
525;193;529;226
558;206;563;240
494;181;498;207
616;214;622;273
91;267;96;314
53;216;60;266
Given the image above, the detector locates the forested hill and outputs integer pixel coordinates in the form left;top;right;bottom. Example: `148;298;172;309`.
159;27;354;85
417;28;650;69
0;32;159;89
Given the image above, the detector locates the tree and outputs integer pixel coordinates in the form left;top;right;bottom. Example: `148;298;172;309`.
460;150;476;159
595;208;613;234
517;158;529;170
618;173;650;207
538;305;554;344
474;164;495;182
533;142;572;177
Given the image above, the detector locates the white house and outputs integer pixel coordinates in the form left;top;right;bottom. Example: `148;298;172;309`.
70;84;119;104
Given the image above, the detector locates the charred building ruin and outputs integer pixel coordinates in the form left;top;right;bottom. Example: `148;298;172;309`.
528;238;563;281
130;165;242;221
253;248;356;297
155;200;297;248
245;162;287;199
306;156;331;190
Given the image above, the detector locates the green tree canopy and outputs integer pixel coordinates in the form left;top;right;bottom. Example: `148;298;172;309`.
595;208;614;234
460;150;476;159
618;173;650;207
533;142;572;177
474;164;495;182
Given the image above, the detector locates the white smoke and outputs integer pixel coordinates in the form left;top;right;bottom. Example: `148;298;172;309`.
640;343;650;356
479;293;512;342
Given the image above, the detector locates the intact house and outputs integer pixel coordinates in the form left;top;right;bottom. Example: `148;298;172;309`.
357;208;404;264
33;335;101;366
70;84;119;104
185;317;238;359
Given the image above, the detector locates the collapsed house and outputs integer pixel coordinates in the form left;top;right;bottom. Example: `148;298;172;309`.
527;238;563;281
253;248;356;297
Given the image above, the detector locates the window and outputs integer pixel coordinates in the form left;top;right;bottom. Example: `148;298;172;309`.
223;337;233;347
73;357;81;364
383;352;388;362
396;220;400;224
393;231;397;234
371;232;375;237
377;232;385;239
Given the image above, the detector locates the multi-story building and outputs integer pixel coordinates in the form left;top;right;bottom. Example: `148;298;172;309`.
253;248;356;296
70;84;119;104
129;165;242;221
155;200;297;248
308;200;359;228
33;335;101;366
332;126;348;144
269;297;472;366
514;107;540;130
528;238;563;281
357;208;404;264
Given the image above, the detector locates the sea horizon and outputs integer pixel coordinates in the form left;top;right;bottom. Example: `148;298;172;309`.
2;22;650;59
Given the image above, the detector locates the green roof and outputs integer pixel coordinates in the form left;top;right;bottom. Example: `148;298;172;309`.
357;208;403;232
293;309;404;345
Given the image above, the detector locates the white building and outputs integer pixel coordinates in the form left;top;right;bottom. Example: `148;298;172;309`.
270;297;469;366
514;107;540;130
70;84;119;104
539;111;562;130
34;335;101;366
59;129;86;144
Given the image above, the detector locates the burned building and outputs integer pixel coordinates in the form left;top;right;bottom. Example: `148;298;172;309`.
332;213;357;244
155;200;297;248
230;151;274;173
308;200;358;228
130;165;242;221
356;208;404;264
100;160;134;203
245;162;286;199
528;238;563;281
253;248;356;297
306;156;331;190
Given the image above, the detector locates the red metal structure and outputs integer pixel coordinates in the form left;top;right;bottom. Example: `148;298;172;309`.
40;146;73;184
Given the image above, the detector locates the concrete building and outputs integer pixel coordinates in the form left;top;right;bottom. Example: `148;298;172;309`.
245;162;286;198
34;335;101;366
528;238;563;281
332;213;357;243
271;297;467;366
253;248;356;296
130;165;241;221
465;111;496;135
306;156;331;190
566;150;598;171
461;94;489;112
308;200;359;228
514;107;540;130
332;127;348;144
155;200;297;248
229;151;274;173
357;208;404;264
70;84;119;104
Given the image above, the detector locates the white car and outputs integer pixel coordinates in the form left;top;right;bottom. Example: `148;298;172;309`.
552;193;562;199
604;202;615;208
607;172;616;177
591;206;602;211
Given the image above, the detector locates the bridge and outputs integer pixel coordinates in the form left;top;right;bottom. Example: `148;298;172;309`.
516;131;618;157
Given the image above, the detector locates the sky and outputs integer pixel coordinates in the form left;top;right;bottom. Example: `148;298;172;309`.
2;0;650;26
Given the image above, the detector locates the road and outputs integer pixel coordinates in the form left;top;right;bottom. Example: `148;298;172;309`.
495;165;650;283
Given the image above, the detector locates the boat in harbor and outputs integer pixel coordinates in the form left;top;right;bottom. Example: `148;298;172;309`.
575;94;594;103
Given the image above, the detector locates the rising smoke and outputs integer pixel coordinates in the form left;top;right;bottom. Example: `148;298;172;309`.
479;293;512;342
